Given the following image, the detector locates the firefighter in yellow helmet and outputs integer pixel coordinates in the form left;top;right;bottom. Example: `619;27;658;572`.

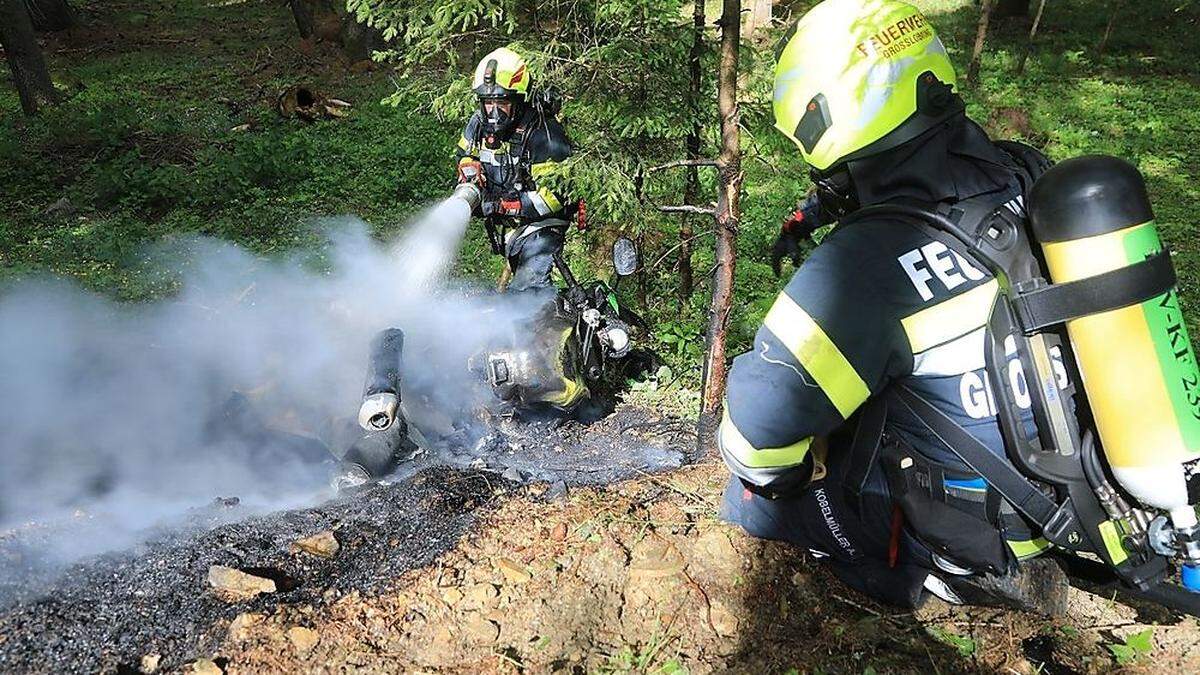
718;0;1068;613
455;47;576;292
335;50;586;490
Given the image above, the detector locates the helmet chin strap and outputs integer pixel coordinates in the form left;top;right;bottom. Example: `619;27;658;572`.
809;165;858;221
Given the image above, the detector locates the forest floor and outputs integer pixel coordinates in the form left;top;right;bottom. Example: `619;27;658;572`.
2;401;1199;674
3;0;1200;673
210;463;1200;675
5;446;1200;674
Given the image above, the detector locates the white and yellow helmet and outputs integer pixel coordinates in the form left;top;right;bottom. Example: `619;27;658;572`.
472;47;531;101
774;0;958;171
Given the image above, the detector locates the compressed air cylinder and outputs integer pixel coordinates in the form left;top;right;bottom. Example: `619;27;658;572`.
1028;155;1200;516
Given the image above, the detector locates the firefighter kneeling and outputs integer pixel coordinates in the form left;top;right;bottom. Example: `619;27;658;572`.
725;0;1200;614
723;0;1064;613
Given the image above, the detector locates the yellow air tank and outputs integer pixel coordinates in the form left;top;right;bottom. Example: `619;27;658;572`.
1028;156;1200;523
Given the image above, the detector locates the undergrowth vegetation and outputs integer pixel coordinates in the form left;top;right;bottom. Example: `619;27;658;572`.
1;0;1197;384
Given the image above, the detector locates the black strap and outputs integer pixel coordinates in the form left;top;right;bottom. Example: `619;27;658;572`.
984;487;1003;527
483;217;505;255
892;386;1059;527
1013;250;1176;332
842;396;888;515
925;464;946;503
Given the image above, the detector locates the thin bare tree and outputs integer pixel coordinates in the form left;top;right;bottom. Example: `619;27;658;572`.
678;0;705;300
700;0;743;416
967;0;995;84
1;0;59;114
1097;0;1123;55
1015;0;1048;75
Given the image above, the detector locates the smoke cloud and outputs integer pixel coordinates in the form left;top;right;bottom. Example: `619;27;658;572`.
0;198;543;571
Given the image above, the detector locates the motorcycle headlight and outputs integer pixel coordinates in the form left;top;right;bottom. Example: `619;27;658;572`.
601;325;631;358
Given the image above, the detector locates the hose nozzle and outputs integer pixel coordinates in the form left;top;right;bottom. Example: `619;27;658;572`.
451;182;483;213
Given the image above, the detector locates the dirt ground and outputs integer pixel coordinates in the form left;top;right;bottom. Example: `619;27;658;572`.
209;462;1200;675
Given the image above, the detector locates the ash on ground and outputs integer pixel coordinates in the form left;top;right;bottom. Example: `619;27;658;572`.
430;403;696;485
0;404;692;673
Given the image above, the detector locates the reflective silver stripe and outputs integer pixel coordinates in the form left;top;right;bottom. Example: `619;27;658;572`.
527;190;552;216
479;148;509;165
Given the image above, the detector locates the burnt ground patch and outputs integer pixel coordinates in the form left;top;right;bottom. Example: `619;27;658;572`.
0;405;693;673
0;466;499;673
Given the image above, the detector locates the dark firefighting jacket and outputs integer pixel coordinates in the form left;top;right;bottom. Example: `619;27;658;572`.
454;107;572;223
719;116;1063;562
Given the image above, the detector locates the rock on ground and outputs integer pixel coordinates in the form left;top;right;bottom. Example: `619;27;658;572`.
0;405;693;673
291;531;339;558
208;566;277;600
0;467;497;674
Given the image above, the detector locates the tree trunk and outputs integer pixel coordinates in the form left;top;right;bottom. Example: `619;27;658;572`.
745;0;772;34
338;10;384;62
700;0;742;416
0;0;58;115
636;230;649;309
288;0;382;60
679;0;704;301
1015;0;1047;75
24;0;74;31
1097;2;1121;55
966;0;994;84
634;5;649;311
288;0;317;39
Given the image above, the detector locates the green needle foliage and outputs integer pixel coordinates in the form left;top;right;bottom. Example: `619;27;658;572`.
1;0;1197;379
351;0;707;226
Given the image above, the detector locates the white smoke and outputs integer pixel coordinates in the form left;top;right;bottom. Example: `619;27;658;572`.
0;198;544;569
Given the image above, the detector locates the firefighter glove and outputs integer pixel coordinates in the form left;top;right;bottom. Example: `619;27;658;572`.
457;158;484;185
770;193;822;277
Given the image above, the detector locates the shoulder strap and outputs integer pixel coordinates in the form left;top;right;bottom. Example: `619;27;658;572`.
508;125;529;158
840;201;1006;279
892;385;1060;526
994;139;1053;193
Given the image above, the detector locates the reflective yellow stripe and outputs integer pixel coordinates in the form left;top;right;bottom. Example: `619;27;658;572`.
543;328;584;407
1007;537;1051;560
546;376;583;406
457;135;471;151
763;293;869;418
530;161;563;212
1099;520;1130;565
529;160;558;178
719;410;812;468
537;187;562;213
901;280;999;353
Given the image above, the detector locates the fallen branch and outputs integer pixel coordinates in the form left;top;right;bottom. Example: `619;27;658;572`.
647;158;719;173
648;230;715;271
658;204;716;216
830;592;917;625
